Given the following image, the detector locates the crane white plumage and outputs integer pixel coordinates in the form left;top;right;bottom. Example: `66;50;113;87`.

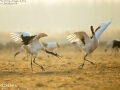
67;19;112;68
10;32;60;72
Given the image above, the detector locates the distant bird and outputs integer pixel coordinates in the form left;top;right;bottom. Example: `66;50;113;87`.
72;41;82;52
10;32;60;72
67;19;112;69
44;42;59;57
112;40;120;53
105;39;119;54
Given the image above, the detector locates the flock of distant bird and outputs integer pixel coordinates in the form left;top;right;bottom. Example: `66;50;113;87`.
10;19;118;72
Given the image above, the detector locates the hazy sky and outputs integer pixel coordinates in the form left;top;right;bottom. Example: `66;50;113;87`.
0;0;120;32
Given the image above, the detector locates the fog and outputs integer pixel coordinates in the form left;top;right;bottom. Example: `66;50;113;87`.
0;0;120;44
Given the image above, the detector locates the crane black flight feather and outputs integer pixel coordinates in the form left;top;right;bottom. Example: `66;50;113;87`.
81;38;85;45
21;35;36;45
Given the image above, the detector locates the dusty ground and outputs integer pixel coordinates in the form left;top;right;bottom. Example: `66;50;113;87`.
0;47;120;90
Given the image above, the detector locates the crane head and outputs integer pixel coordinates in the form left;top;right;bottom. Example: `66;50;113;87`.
90;26;95;35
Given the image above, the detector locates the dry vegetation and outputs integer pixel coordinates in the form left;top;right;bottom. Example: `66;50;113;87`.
0;45;120;90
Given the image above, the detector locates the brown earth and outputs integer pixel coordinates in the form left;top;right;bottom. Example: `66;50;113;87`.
0;47;120;90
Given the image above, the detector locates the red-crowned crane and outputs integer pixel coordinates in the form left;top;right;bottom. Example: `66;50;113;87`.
67;19;112;69
10;32;60;72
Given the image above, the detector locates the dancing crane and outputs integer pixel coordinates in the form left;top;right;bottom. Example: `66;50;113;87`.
10;32;60;72
67;19;112;69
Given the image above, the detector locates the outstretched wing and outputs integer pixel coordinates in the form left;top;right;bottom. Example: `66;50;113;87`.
95;19;112;40
10;32;32;42
67;31;91;45
32;33;48;41
10;32;37;45
28;33;48;47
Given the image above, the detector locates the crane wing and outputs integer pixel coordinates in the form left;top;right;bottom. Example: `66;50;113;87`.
32;33;48;41
67;31;91;45
95;19;112;40
10;32;32;41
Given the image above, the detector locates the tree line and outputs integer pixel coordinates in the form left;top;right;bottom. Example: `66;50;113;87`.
0;42;21;50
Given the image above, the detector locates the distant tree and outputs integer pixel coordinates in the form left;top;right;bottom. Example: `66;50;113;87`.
0;43;4;50
5;41;21;50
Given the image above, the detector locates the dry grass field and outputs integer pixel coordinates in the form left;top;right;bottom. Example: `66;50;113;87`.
0;46;120;90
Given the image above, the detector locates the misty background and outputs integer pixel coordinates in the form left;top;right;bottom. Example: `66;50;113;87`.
0;0;120;46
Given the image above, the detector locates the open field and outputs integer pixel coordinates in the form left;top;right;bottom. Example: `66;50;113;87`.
0;46;120;90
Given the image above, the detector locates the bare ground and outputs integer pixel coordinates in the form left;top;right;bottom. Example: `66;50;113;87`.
0;48;120;90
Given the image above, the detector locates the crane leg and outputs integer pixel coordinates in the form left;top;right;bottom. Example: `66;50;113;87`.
116;47;119;54
111;48;113;55
85;59;95;65
78;54;87;69
47;54;50;58
31;55;33;72
105;49;107;53
85;54;95;65
14;52;19;60
78;54;95;69
33;58;45;71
